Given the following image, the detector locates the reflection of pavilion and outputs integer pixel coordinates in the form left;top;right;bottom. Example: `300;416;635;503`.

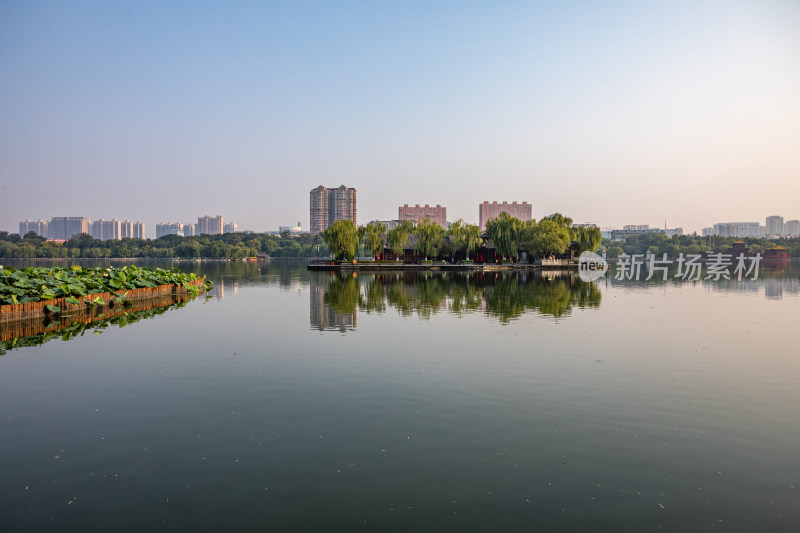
309;276;357;332
765;278;783;300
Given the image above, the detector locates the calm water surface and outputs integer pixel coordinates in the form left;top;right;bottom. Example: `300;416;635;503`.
1;260;799;532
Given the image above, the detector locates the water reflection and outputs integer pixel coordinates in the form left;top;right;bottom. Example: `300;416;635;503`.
605;261;800;300
310;270;602;331
0;293;205;354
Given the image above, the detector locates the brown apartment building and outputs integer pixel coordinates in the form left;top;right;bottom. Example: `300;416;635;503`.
479;201;532;231
398;204;447;228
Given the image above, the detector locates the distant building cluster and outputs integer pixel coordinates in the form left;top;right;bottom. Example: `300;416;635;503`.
155;215;237;238
310;185;358;235
309;188;539;235
16;214;242;241
702;216;800;238
278;222;305;235
19;217;144;241
609;225;684;241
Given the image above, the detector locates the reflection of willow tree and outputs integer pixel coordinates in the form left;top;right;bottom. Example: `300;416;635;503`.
361;277;387;313
573;279;602;310
483;275;602;323
386;280;413;316
412;275;448;319
448;277;483;316
320;271;602;324
323;276;362;315
384;275;449;319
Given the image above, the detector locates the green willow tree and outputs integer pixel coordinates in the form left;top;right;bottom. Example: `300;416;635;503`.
520;219;572;257
485;212;523;261
387;220;413;260
544;212;573;229
447;219;483;261
414;218;446;260
321;219;359;261
572;225;602;256
364;222;386;260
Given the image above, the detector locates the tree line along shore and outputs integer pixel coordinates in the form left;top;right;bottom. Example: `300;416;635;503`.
2;220;799;260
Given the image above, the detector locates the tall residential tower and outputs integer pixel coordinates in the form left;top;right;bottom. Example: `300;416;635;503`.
310;185;358;235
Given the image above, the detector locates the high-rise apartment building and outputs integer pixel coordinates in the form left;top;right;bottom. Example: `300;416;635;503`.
197;215;224;235
48;217;90;240
223;222;238;234
766;216;785;235
399;204;446;228
156;222;187;238
785;220;800;236
91;219;121;241
310;185;358;235
19;219;48;237
119;220;145;239
479;201;532;231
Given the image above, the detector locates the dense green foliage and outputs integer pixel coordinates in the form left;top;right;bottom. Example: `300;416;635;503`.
520;219;572;257
387;221;413;258
364;222;386;260
414;218;446;260
446;219;483;261
322;220;360;261
485;212;523;260
0;231;328;259
0;265;211;305
601;233;800;258
572;226;603;256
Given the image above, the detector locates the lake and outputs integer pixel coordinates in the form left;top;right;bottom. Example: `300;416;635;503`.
1;259;799;532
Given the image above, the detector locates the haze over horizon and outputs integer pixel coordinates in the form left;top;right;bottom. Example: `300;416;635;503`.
2;1;799;238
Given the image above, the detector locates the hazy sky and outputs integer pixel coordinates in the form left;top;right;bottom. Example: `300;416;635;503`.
1;1;799;237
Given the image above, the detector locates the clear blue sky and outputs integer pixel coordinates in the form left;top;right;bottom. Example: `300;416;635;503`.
2;0;799;237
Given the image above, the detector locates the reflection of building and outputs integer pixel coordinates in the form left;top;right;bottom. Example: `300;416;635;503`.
309;276;357;332
479;201;531;231
765;278;783;300
399;204;446;227
310;185;358;235
48;217;90;240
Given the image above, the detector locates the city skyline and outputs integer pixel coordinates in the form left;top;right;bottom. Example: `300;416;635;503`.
1;2;799;235
12;208;800;240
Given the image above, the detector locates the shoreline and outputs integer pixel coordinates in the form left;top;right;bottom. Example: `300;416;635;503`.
308;261;579;272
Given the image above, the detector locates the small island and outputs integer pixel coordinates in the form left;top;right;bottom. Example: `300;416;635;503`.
310;213;601;271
